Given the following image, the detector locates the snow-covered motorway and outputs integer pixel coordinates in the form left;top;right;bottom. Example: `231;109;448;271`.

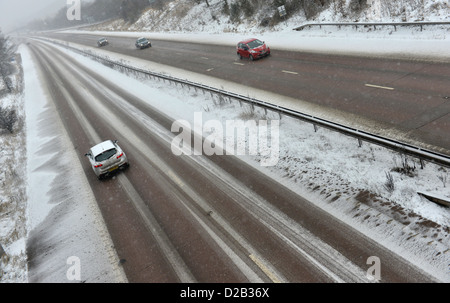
21;37;445;283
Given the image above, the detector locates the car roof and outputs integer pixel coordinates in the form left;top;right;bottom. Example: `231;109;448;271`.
239;38;258;44
91;140;116;156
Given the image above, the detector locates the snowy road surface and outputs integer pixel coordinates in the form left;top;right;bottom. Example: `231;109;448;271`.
20;37;449;282
46;31;450;155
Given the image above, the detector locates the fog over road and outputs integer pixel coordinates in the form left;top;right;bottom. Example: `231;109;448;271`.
23;38;440;282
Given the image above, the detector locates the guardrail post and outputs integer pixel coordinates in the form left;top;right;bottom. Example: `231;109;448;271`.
313;124;318;132
358;138;363;148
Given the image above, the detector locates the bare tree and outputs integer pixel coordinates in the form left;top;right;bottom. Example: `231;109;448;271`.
0;31;15;93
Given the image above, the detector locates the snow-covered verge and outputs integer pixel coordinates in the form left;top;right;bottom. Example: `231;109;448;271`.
0;55;27;282
32;36;450;281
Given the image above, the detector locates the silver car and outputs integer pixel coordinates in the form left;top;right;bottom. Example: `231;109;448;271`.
85;140;129;179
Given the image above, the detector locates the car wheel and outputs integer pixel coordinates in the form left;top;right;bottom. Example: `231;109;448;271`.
249;54;254;61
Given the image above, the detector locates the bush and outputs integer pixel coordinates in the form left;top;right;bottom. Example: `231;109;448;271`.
240;0;255;18
384;172;395;193
0;106;17;134
229;2;241;22
349;0;368;14
392;155;416;177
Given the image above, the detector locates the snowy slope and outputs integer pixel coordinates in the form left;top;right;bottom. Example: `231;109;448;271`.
87;0;450;33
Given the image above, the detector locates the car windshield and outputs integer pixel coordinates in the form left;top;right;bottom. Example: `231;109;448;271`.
95;148;117;162
138;38;148;43
247;39;264;49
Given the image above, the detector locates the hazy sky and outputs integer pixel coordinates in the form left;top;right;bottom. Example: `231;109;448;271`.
0;0;66;33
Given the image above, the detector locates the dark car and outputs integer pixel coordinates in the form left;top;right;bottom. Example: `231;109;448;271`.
237;38;270;61
135;37;152;49
97;37;109;47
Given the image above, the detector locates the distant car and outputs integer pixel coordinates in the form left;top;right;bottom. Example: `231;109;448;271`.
97;37;109;47
85;140;129;179
135;37;151;49
237;38;270;61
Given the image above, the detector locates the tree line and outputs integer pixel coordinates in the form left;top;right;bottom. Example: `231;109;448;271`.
27;0;373;31
0;30;17;133
217;0;369;25
0;31;15;94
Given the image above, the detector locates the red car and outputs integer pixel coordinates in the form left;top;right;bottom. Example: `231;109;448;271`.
237;38;271;61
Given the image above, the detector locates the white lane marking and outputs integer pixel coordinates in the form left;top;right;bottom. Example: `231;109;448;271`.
282;70;299;75
201;57;209;60
167;169;185;188
267;224;346;283
365;83;395;90
249;254;282;283
233;62;244;66
119;175;197;283
206;68;214;72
